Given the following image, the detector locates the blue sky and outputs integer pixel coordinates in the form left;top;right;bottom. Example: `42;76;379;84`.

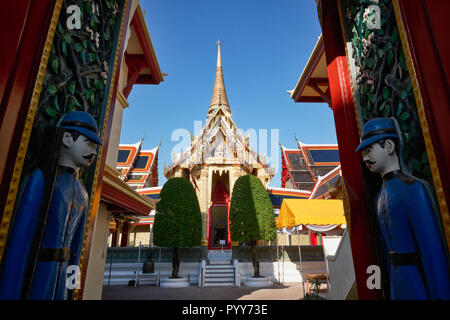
120;0;337;188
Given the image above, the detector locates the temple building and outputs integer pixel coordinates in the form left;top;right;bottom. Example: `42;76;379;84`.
112;141;161;247
164;41;274;250
274;140;342;246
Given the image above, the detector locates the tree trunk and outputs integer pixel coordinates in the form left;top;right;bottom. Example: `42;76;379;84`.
171;247;180;278
250;240;260;277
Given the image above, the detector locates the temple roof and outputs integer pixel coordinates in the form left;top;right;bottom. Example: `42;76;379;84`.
288;34;331;105
281;140;339;191
117;143;159;190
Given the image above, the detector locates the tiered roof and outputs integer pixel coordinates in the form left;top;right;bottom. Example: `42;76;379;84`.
116;142;159;190
280;140;340;194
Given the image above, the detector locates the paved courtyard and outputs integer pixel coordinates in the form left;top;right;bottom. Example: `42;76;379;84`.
102;282;310;300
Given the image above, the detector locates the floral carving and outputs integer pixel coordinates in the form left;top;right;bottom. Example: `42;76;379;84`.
343;0;432;182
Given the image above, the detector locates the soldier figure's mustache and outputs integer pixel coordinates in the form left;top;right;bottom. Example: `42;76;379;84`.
82;154;96;161
365;160;376;165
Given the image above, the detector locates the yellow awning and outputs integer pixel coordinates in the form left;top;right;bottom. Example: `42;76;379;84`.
276;199;346;230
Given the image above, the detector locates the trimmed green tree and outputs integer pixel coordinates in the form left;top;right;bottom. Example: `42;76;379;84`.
229;175;276;277
152;177;202;278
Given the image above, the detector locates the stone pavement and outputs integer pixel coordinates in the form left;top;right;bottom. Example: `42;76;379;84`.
101;282;309;300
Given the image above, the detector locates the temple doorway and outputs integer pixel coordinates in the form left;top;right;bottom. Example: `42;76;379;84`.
208;172;231;249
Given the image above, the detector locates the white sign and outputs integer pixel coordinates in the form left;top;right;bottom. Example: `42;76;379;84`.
66;5;81;30
219;240;226;245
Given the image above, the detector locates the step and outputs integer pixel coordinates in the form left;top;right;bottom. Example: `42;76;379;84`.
205;274;234;278
205;264;233;269
209;260;231;265
205;267;234;272
204;277;234;282
205;272;234;277
203;283;235;287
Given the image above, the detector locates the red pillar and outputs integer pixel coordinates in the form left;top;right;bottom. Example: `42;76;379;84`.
310;232;317;246
320;0;381;299
120;221;130;247
0;0;57;247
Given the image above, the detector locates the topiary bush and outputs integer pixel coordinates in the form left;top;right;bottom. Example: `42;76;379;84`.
152;177;202;278
229;175;276;277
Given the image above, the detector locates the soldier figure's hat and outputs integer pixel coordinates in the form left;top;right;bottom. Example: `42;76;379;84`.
57;111;103;145
356;118;399;152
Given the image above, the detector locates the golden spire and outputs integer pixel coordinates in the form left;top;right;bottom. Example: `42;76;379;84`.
209;40;230;115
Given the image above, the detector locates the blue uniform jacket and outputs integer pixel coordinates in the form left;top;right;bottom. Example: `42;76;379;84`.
376;170;450;299
0;166;88;300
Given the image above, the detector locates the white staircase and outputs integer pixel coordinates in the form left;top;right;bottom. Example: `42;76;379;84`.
203;262;235;287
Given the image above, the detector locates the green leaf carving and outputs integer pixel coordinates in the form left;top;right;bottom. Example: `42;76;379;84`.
47;85;57;95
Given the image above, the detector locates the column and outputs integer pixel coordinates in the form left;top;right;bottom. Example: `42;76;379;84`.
320;0;381;299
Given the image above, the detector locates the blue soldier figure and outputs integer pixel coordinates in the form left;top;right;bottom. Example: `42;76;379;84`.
0;111;102;300
356;117;450;299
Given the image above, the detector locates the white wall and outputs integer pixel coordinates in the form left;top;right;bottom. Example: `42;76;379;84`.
325;230;356;300
83;203;112;299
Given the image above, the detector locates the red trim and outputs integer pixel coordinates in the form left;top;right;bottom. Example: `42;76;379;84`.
123;53;146;97
208;181;231;250
398;0;450;220
101;181;152;215
281;151;289;188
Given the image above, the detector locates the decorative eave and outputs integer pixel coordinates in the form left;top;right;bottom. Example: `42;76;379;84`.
101;165;156;215
267;187;312;198
123;4;164;97
288;34;331;106
137;186;162;200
